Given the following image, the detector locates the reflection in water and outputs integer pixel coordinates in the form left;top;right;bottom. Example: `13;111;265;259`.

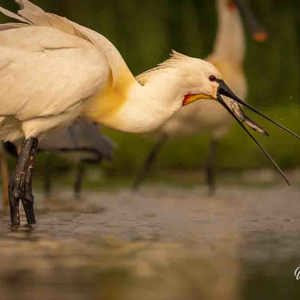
0;186;299;299
0;234;241;300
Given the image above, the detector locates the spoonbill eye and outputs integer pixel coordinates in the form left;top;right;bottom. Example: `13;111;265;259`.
209;75;217;82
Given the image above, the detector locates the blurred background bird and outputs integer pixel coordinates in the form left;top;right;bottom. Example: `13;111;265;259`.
39;120;115;200
133;0;268;194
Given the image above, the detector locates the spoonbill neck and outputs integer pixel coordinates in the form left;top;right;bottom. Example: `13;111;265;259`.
84;69;184;134
212;0;246;64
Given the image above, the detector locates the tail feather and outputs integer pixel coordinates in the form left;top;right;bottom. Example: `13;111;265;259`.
17;0;77;35
0;0;77;35
0;6;29;23
0;23;28;31
15;0;43;12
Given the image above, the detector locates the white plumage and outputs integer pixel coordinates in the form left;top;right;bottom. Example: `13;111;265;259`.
0;26;108;140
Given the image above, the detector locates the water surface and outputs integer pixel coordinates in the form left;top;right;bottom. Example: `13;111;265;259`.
0;186;299;299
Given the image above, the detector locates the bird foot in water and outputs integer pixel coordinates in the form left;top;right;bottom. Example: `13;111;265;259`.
9;185;36;227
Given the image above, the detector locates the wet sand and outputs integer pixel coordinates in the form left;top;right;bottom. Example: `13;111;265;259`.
0;185;299;299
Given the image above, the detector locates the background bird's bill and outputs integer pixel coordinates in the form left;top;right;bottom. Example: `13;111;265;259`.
233;0;268;42
216;79;300;185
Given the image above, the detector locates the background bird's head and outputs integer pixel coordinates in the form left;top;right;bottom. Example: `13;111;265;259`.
231;0;268;42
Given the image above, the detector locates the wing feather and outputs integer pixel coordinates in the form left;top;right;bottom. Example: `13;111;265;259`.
0;6;29;23
0;0;134;86
0;26;108;121
0;23;28;31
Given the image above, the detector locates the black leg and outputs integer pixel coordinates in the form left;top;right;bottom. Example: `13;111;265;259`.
22;138;38;225
205;138;218;196
132;134;168;190
9;137;38;227
73;157;102;199
74;160;85;199
9;172;20;227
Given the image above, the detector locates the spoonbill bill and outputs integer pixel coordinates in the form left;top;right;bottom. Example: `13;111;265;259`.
133;0;268;193
0;0;299;227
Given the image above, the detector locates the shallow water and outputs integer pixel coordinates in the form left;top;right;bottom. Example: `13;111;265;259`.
0;185;299;299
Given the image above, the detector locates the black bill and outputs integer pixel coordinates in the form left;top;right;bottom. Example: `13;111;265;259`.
234;0;268;42
216;79;300;185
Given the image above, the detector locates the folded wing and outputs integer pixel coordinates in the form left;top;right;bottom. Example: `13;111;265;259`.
0;26;107;120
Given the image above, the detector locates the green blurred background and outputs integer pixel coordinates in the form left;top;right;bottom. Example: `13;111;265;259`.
1;0;300;179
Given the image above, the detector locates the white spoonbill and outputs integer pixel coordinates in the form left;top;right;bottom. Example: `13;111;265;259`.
133;0;268;193
0;0;298;227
